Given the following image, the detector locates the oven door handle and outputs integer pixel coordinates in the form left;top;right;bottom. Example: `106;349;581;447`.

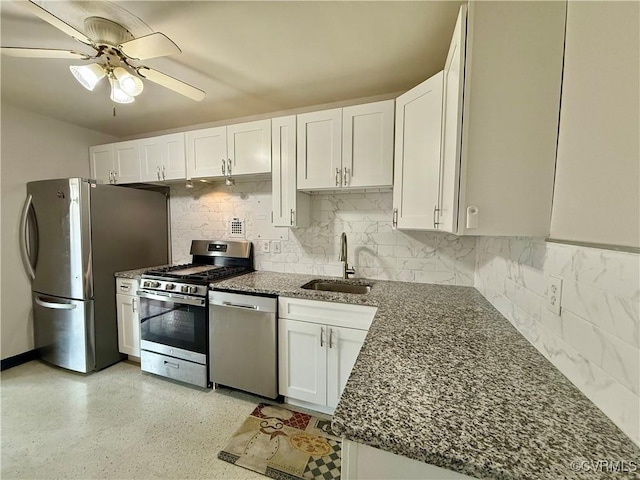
137;291;206;307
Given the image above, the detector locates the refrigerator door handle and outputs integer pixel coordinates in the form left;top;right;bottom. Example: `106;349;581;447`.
35;296;77;310
20;194;36;280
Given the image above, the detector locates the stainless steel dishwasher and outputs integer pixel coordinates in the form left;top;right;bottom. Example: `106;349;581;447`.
208;290;278;399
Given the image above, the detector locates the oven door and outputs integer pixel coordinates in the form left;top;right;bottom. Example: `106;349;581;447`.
137;291;207;364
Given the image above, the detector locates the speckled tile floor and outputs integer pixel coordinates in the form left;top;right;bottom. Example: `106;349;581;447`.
1;360;268;479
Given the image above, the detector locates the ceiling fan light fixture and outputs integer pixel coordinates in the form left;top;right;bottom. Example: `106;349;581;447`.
69;63;105;91
109;77;135;104
113;66;144;97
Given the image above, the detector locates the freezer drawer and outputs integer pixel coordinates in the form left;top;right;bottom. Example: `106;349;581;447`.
32;293;95;373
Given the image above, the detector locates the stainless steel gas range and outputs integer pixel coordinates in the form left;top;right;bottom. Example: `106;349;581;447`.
137;240;253;388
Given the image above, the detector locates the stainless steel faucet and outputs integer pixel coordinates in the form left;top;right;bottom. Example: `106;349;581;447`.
339;232;356;279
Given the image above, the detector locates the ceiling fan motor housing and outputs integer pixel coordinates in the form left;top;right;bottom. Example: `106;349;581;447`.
83;16;133;48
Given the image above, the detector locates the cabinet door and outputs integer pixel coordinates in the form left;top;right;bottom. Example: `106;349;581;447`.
163;133;186;180
393;71;444;230
438;5;466;233
343;100;394;188
185;126;227;179
116;293;140;357
139;133;186;182
227;120;271;175
139;137;164;182
278;318;326;404
272;116;310;227
297;109;343;190
113;140;141;184
89;144;114;184
326;326;367;409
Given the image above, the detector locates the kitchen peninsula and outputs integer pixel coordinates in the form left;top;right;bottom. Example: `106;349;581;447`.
208;271;640;480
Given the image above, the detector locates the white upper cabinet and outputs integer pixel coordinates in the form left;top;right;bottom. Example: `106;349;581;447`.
90;144;114;184
342;101;395;188
438;5;466;234
227;120;271;176
297;101;394;191
393;2;565;236
272;115;310;228
393;72;444;230
90;141;141;185
185;126;227;179
297;108;343;190
457;2;565;235
186;120;271;179
140;133;186;182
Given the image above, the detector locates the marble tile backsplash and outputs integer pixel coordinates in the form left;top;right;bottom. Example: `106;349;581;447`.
475;237;640;445
169;181;477;285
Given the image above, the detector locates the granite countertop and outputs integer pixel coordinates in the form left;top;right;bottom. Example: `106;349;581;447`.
114;265;171;279
212;271;640;480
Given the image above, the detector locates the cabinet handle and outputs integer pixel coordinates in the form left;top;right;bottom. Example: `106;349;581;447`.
164;360;179;369
221;159;226;176
335;168;340;187
109;171;114;184
329;328;333;349
162;165;166;180
392;208;398;228
320;327;325;347
132;298;137;313
343;167;350;186
227;158;232;176
433;206;440;228
156;166;161;181
290;209;295;226
112;171;118;184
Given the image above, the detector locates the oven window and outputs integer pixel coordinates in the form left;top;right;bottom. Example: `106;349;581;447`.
139;297;207;355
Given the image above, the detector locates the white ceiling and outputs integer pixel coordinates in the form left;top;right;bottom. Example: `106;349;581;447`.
1;1;464;138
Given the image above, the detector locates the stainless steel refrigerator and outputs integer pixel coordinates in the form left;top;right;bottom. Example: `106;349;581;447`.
20;178;169;373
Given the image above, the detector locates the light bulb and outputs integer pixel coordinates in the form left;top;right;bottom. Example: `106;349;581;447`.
109;77;135;104
69;64;106;91
113;66;144;97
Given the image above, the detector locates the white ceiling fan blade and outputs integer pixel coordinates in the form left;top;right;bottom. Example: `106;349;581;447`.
20;1;93;46
119;33;181;60
0;47;90;59
137;67;205;102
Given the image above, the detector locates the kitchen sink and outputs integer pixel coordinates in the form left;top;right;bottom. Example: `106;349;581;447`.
301;279;371;294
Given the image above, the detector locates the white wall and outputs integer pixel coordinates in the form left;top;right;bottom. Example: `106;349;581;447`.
170;182;477;285
0;104;117;360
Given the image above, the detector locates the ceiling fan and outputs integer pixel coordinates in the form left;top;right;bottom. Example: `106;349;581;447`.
0;0;205;104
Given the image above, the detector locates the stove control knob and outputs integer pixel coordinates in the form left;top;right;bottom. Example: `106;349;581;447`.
188;286;198;294
181;285;189;293
143;281;150;288
151;281;161;288
165;283;175;291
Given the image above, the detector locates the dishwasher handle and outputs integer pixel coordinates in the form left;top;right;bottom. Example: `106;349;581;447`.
221;301;259;310
209;291;276;313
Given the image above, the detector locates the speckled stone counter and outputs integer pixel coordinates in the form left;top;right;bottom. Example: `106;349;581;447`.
212;271;640;480
114;265;171;279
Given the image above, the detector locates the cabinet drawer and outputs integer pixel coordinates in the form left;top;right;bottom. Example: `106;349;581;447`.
116;278;139;295
278;297;376;331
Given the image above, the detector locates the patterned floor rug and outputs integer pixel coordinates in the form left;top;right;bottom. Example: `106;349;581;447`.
218;403;341;480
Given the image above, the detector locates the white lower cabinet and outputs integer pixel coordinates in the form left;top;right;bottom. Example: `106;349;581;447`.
278;297;377;413
115;278;140;357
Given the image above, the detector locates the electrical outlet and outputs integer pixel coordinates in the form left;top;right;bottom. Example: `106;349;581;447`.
271;240;281;254
546;275;563;315
258;240;270;253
